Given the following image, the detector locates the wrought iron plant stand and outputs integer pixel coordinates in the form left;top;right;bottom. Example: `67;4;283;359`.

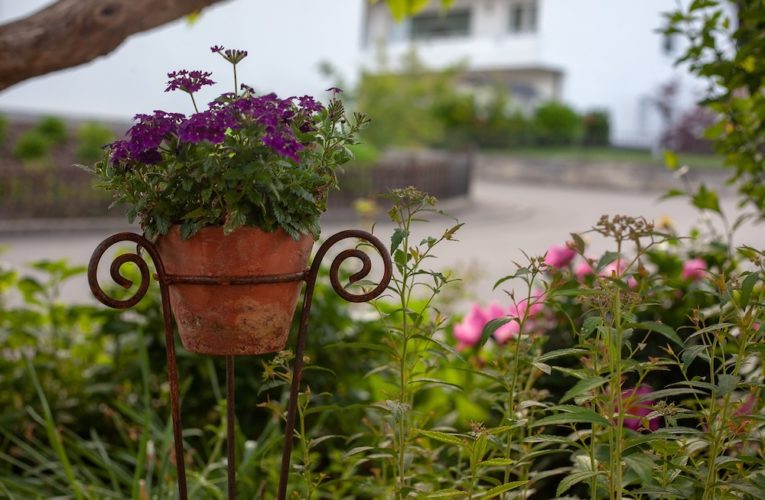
88;229;392;500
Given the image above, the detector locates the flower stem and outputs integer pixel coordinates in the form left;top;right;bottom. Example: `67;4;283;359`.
189;92;199;113
233;63;238;96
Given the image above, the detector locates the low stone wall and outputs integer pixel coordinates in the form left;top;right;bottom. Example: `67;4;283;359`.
477;154;731;193
331;149;474;207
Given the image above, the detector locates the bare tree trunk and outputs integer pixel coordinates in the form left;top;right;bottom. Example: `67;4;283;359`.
0;0;227;91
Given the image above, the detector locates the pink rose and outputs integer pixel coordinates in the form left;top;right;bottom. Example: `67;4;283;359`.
575;260;594;279
453;304;487;349
681;258;707;281
545;244;576;269
484;302;519;344
621;385;660;431
600;258;627;278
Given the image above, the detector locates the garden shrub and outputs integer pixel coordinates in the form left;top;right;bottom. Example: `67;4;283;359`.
581;110;610;147
35;116;68;145
13;130;53;163
75;122;114;162
531;100;583;146
1;181;764;498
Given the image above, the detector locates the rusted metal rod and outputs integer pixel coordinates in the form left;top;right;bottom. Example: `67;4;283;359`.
226;355;236;500
88;230;392;500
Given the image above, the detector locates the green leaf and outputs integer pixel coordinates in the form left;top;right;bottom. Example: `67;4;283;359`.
478;458;514;467
559;376;607;404
535;348;588;364
691;183;721;214
557;471;599;497
427;490;467;499
477;481;527;498
570;232;586;253
663;149;679;170
632;321;683;348
716;373;739;396
532;407;611;428
409;378;463;391
738;271;759;307
478;317;513;347
391;227;408;253
417;429;464;447
426;490;466;499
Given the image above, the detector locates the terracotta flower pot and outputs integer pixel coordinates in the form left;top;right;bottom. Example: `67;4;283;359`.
156;226;314;355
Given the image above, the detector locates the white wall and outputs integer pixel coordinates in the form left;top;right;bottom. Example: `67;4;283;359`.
0;0;364;121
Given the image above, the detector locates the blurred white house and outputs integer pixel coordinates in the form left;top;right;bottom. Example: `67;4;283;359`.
361;0;700;148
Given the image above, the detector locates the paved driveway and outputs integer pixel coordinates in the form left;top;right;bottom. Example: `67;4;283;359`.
2;178;763;304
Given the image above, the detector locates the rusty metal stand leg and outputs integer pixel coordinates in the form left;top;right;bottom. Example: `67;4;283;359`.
277;280;315;500
160;285;188;500
226;355;236;499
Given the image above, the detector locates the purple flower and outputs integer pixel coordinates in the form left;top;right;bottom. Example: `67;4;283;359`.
165;69;215;94
297;95;324;114
178;108;238;144
325;87;343;94
109;110;184;165
210;45;224;53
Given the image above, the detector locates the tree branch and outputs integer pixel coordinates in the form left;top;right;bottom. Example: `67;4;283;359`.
0;0;227;91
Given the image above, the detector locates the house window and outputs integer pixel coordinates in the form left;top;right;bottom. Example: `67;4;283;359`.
410;9;471;40
509;1;537;34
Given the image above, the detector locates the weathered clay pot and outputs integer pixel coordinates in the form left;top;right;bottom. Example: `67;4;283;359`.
156;226;314;355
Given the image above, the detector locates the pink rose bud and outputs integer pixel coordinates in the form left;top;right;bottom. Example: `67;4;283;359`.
453;304;487;349
681;258;707;281
575;260;594;279
544;244;576;269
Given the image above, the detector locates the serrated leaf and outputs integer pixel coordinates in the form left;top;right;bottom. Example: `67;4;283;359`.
391;227;408;253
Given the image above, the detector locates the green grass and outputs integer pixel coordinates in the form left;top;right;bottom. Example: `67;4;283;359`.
485;147;724;169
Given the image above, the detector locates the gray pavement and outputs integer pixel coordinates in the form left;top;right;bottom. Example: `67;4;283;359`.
2;177;763;304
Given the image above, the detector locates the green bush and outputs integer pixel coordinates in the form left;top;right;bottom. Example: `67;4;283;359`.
347;142;380;165
581;109;610;146
13;130;53;161
355;54;454;148
35;116;68;145
532;100;583;146
75;122;114;162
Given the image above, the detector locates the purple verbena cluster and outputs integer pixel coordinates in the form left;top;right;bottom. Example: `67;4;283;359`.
109;111;185;165
177;107;237;144
106;46;335;167
165;70;215;94
108;91;328;166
